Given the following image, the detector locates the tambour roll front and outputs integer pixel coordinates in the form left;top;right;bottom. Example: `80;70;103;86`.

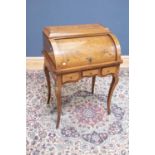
42;24;123;128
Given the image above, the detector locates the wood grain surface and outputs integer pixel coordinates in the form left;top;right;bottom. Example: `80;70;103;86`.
26;56;128;70
30;24;126;128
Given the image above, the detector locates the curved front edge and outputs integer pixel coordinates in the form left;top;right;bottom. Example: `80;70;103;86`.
50;39;66;70
108;33;122;62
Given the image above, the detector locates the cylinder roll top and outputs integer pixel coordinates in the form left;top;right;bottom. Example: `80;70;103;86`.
43;24;122;70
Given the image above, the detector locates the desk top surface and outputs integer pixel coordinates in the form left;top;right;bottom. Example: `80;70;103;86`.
43;24;110;39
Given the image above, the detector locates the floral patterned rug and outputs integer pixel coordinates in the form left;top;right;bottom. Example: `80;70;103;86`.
26;68;129;155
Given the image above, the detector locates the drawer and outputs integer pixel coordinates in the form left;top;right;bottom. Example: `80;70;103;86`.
82;69;99;77
62;72;80;83
101;67;118;75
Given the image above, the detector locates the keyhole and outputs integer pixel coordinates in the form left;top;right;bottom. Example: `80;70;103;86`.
86;57;92;63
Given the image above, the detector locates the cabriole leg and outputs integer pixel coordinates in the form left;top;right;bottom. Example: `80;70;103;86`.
92;76;96;94
44;65;51;105
55;76;62;129
107;73;119;114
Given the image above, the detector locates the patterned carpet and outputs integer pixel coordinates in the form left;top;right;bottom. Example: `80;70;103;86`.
26;68;129;155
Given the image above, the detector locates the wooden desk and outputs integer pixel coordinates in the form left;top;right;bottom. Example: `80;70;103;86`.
42;24;123;128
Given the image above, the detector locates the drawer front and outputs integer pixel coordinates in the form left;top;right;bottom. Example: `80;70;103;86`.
82;69;99;77
62;73;80;83
101;67;118;75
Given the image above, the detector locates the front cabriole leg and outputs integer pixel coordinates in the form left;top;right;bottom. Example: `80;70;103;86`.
107;73;119;114
55;75;62;129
